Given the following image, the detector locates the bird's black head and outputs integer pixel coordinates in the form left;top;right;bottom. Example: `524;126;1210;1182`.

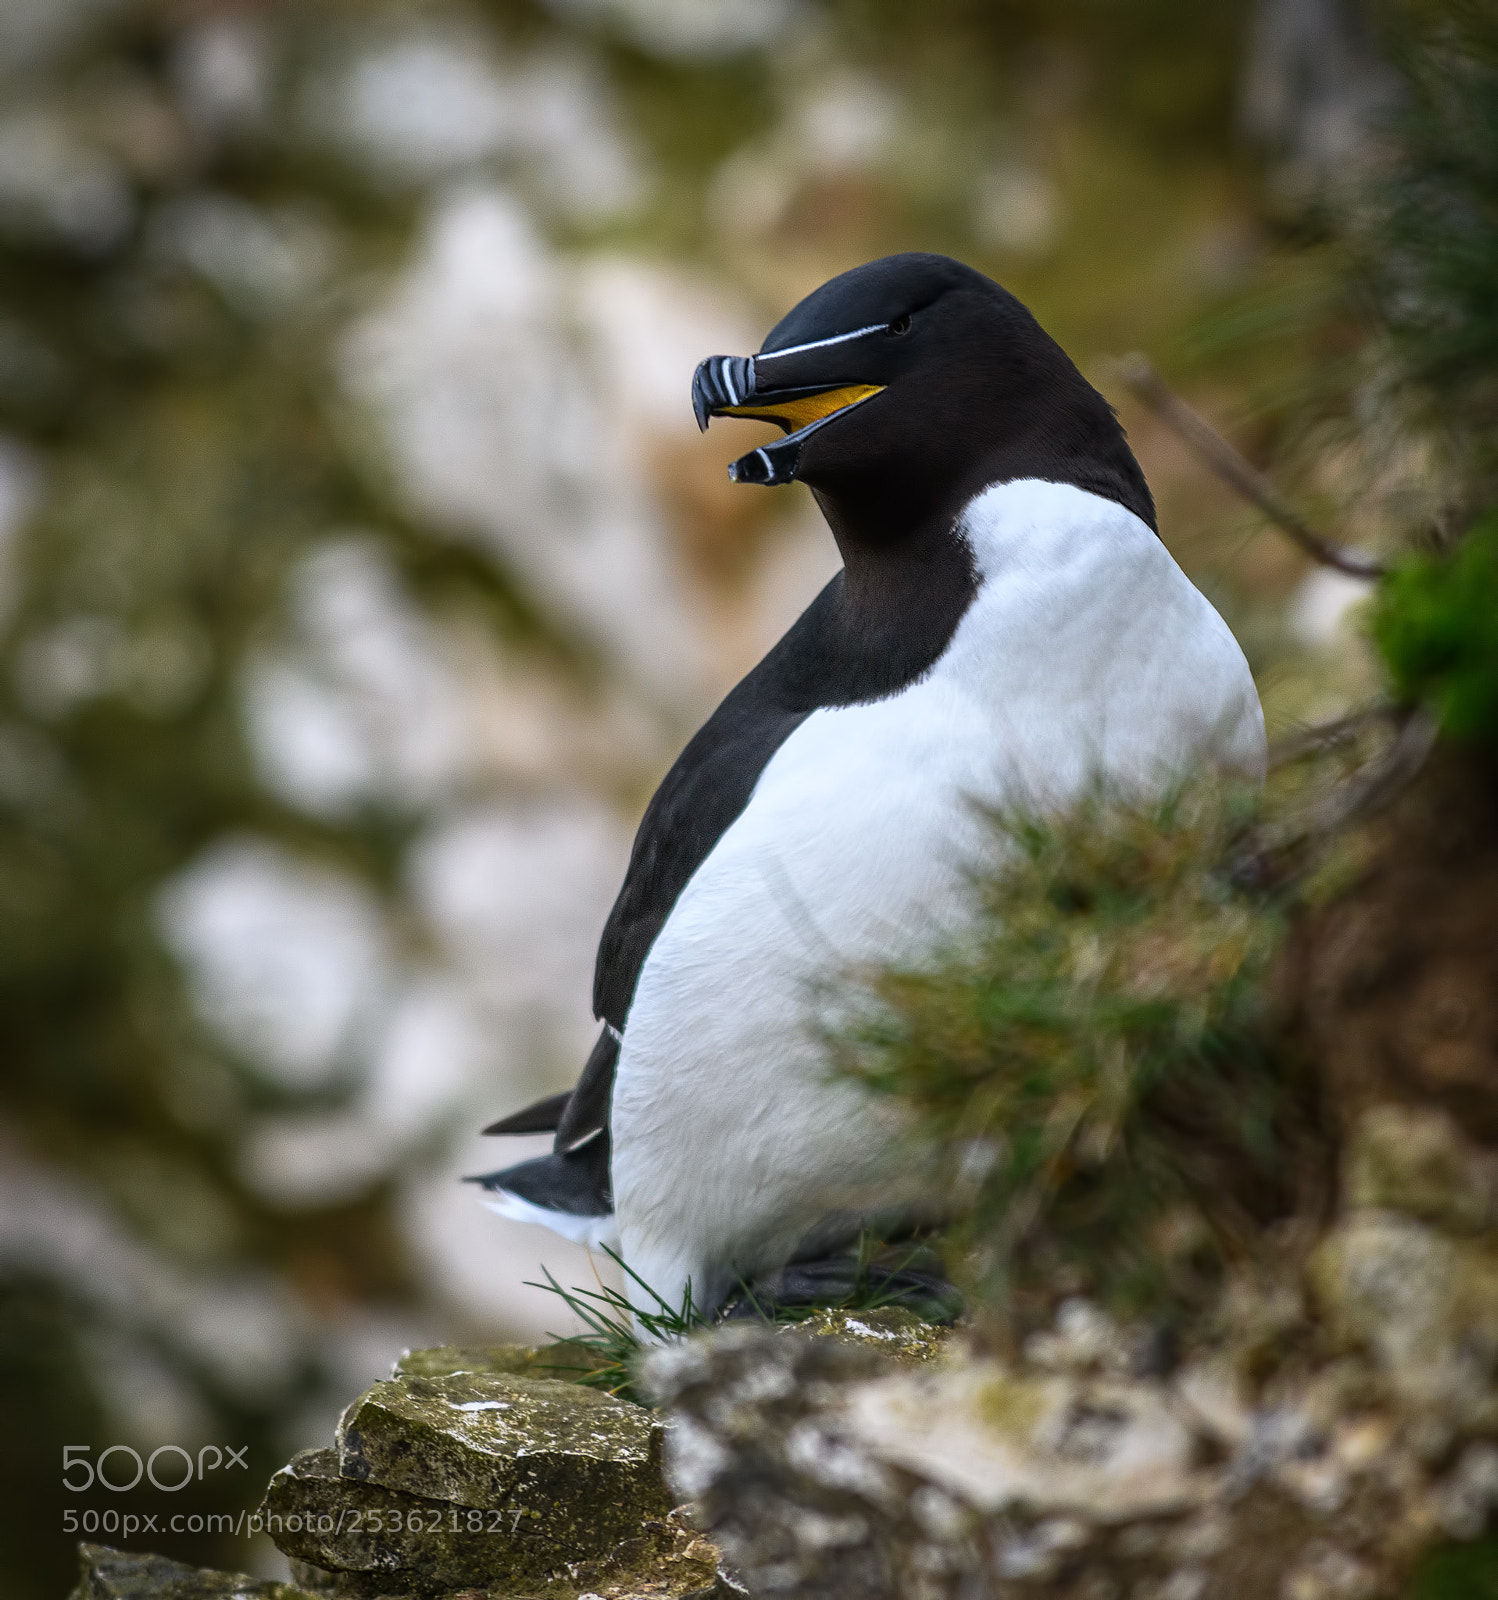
692;253;1155;542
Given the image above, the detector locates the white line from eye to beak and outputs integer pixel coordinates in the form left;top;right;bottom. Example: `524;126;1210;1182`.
754;322;887;361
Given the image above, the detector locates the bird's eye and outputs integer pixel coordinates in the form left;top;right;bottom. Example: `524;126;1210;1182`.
885;314;912;337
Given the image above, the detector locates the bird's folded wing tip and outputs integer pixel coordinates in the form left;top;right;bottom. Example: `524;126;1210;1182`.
481;1088;573;1136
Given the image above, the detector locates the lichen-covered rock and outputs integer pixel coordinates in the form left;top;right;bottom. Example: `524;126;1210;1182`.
1308;1208;1498;1423
651;1324;1221;1594
72;1526;723;1600
261;1445;544;1591
645;1302;1498;1600
843;1362;1207;1520
1344;1105;1498;1233
281;1504;724;1600
392;1344;602;1384
322;1369;669;1580
645;1327;924;1598
69;1543;317;1600
777;1306;951;1363
256;1351;737;1598
542;1502;726;1600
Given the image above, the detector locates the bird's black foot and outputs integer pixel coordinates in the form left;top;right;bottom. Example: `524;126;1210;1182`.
717;1237;963;1326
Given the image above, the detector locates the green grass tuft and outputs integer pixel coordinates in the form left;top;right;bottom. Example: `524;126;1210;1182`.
837;781;1322;1329
527;1246;706;1402
529;1233;960;1402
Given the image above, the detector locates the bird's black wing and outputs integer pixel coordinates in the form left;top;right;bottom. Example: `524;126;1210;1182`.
480;685;808;1155
483;578;853;1157
466;1124;613;1217
593;687;811;1031
531;684;809;1154
482;1090;573;1136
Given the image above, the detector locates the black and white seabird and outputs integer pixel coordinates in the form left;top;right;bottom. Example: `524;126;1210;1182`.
468;252;1265;1320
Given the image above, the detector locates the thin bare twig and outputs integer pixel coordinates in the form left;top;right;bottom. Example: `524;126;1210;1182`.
1267;704;1399;769
1231;707;1438;892
1116;355;1387;580
1301;706;1438;835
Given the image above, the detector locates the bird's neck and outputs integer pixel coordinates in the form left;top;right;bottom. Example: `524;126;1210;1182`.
775;489;977;708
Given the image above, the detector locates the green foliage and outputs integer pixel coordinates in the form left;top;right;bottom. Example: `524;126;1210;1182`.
841;785;1315;1324
529;1247;707;1403
1375;510;1498;742
530;1234;955;1402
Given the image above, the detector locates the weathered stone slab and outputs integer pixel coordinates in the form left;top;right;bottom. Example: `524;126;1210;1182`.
69;1543;317;1600
259;1446;548;1591
273;1494;724;1600
290;1509;726;1600
333;1370;669;1569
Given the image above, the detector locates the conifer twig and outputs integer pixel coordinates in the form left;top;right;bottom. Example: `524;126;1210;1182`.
1116;355;1387;580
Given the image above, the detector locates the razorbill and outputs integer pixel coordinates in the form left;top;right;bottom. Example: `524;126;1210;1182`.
469;252;1265;1320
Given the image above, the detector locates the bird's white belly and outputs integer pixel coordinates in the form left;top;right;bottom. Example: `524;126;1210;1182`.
608;479;1266;1316
611;675;997;1314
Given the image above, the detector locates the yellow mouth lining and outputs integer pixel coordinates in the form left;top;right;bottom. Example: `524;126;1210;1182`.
719;383;884;433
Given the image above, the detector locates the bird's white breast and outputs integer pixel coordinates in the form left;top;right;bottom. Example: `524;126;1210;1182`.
610;479;1265;1312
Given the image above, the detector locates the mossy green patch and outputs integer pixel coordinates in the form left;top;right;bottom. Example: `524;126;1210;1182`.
1375;510;1498;744
1406;1531;1498;1600
972;1373;1050;1441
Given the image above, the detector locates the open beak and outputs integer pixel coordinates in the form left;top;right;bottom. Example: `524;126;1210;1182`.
691;353;883;485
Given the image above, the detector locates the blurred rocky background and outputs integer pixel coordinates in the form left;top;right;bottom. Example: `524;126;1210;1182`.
0;0;1479;1595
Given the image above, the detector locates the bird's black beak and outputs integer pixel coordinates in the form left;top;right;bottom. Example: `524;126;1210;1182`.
691;353;883;486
